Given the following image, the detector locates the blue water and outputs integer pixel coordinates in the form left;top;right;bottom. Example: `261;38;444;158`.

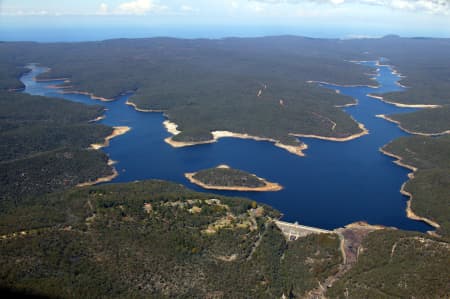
2;25;449;42
1;26;345;42
20;62;431;232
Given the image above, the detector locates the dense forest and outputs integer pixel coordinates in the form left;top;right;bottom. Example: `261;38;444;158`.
1;180;448;298
0;91;114;205
328;229;450;298
1;180;346;298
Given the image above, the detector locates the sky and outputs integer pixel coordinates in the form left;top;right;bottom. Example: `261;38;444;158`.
1;0;449;40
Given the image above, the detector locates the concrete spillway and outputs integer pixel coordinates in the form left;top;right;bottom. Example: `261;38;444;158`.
274;220;332;241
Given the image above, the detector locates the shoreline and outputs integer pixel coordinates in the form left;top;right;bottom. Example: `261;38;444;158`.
332;88;359;108
307;80;378;89
34;77;70;82
47;83;73;89
61;90;114;102
77;160;119;187
184;172;283;192
401;184;441;229
41;78;113;102
376;114;450;136
289;122;369;142
77;126;131;187
30;65;115;102
123;84;368;156
90;126;131;150
126;100;165;112
31;65;137;103
375;60;409;88
163;123;368;155
165;137;217;148
25;65;128;188
396;81;408;88
89;115;106;123
379;147;441;231
335;99;358;108
47;84;73;89
367;94;441;108
163;120;181;135
8;87;25;92
379;148;417;173
339;221;387;231
163;120;308;157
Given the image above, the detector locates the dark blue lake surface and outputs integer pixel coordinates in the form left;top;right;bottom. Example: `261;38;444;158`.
21;62;431;232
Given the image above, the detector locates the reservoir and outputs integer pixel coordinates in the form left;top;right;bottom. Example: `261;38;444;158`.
21;62;431;232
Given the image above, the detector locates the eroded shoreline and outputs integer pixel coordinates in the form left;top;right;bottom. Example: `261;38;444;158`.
90;126;131;150
379;147;441;232
126;100;165;112
374;60;409;88
376;114;450;136
306;80;378;89
289;123;368;142
61;90;114;102
162;120;368;156
162;120;308;157
401;184;441;229
367;94;441;108
77;160;119;187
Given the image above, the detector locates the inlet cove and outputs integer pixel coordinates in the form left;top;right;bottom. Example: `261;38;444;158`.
21;61;431;232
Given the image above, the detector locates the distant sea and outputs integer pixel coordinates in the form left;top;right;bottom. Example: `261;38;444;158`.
0;25;447;42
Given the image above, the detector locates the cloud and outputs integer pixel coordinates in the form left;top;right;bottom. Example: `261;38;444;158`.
249;2;267;12
97;3;109;15
250;0;450;14
2;10;50;16
117;0;167;15
231;1;240;9
0;0;169;16
181;5;193;11
180;5;199;12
